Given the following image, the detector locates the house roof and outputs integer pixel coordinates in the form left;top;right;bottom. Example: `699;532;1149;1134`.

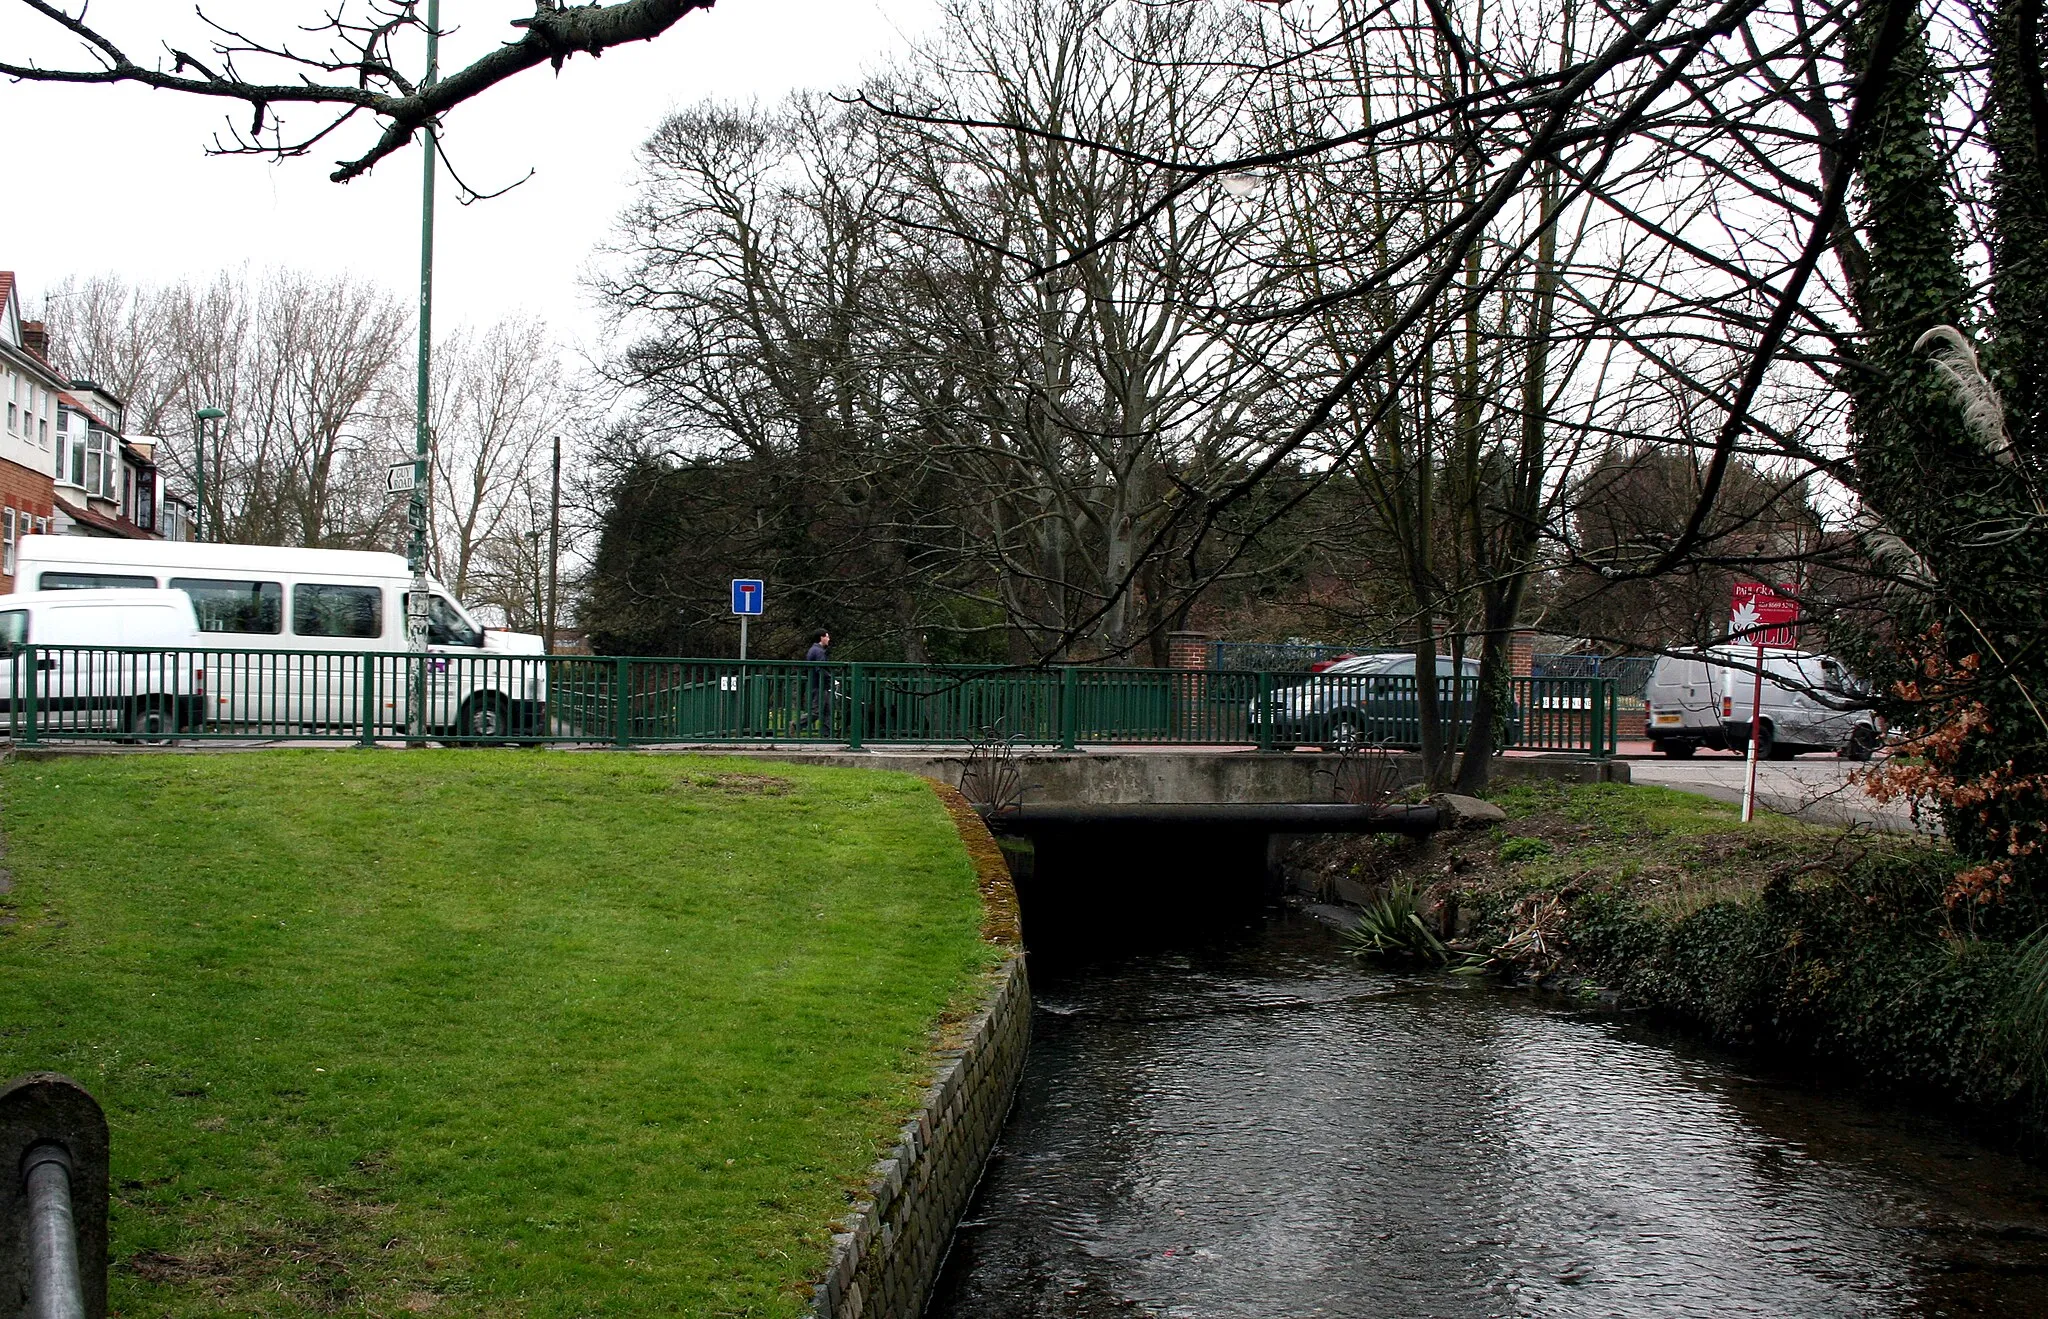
56;391;113;431
56;499;148;540
0;272;69;387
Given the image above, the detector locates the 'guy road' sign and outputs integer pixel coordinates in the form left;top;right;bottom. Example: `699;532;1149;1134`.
731;580;765;615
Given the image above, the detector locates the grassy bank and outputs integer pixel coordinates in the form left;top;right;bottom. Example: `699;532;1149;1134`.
0;751;995;1317
1288;781;2047;1138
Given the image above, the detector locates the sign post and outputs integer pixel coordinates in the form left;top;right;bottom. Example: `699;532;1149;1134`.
730;579;764;660
1729;582;1800;823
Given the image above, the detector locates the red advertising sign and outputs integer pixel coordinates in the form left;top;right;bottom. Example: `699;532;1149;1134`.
1729;581;1799;647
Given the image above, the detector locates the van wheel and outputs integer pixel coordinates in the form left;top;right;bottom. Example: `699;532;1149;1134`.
1754;722;1794;760
458;694;513;743
122;697;179;746
1842;724;1878;762
1659;739;1697;759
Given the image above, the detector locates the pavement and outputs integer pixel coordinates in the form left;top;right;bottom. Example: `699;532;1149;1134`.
1623;749;1926;833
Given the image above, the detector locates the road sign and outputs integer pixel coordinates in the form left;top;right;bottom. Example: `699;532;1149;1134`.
1730;581;1800;825
1729;581;1798;647
731;580;765;615
387;461;417;494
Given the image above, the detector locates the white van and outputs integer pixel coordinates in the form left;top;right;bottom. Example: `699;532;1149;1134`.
1644;647;1737;756
13;536;547;738
1649;645;1878;759
1716;649;1880;760
0;589;205;738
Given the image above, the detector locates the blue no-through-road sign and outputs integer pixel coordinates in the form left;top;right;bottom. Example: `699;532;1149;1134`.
731;579;765;615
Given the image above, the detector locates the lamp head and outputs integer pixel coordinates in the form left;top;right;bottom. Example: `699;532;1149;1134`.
195;407;227;421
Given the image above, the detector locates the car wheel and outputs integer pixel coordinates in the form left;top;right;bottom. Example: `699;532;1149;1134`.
1659;739;1697;759
1841;724;1878;762
122;697;179;746
1326;714;1365;750
458;694;514;743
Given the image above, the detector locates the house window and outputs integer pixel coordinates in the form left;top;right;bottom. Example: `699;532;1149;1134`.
38;418;47;447
137;477;155;531
84;429;116;500
5;402;14;432
3;510;16;578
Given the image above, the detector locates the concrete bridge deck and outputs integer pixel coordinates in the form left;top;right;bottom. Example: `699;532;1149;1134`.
672;747;1628;805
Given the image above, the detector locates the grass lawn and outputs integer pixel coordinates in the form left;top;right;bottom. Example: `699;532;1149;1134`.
1484;778;1829;917
0;750;995;1318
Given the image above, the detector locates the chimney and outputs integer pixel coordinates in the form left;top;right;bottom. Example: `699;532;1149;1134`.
21;320;49;361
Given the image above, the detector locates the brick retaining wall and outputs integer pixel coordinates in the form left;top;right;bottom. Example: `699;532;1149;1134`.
809;786;1032;1319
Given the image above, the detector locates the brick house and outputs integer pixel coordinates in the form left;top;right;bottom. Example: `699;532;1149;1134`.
0;271;62;591
52;384;188;543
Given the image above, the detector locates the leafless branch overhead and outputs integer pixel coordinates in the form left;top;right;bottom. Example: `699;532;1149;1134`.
1;0;716;181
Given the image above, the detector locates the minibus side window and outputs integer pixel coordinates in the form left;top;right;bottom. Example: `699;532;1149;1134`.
0;610;26;653
294;584;383;639
38;571;157;590
170;578;283;634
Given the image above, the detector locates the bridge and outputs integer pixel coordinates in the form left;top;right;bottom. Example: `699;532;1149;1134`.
684;746;1628;954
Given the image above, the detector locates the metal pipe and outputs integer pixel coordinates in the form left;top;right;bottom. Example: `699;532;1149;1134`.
23;1142;85;1319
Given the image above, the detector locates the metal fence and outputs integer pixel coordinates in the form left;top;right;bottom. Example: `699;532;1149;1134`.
0;646;1621;756
1531;653;1658;699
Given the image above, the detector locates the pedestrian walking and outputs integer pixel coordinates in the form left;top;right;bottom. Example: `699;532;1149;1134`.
803;629;832;731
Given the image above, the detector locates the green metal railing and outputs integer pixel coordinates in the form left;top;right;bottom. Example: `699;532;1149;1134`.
0;646;1620;756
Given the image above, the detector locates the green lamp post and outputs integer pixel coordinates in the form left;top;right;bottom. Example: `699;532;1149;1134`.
193;407;226;542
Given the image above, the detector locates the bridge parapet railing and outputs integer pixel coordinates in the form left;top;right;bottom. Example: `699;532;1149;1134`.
0;646;1615;756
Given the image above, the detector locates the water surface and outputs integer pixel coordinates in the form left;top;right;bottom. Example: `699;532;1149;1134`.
929;913;2048;1318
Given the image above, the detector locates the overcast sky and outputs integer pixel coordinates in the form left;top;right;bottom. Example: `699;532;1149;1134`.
2;0;940;351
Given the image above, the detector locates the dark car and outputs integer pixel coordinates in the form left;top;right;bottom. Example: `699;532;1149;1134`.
1250;652;1522;749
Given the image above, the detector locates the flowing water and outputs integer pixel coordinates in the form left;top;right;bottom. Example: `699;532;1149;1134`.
927;911;2048;1318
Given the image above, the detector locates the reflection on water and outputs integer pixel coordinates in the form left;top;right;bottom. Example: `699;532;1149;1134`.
928;913;2048;1318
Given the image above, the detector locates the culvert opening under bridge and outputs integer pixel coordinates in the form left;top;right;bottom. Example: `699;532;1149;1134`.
985;804;1437;963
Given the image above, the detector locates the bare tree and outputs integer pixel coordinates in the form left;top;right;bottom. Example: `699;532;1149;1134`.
426;315;569;601
4;0;718;181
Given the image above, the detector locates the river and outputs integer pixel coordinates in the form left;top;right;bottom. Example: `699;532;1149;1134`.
927;910;2048;1318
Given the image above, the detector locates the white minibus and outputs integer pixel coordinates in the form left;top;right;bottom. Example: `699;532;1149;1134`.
14;536;547;738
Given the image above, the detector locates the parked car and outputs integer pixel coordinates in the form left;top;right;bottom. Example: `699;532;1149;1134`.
1716;649;1880;760
0;588;206;737
1250;652;1521;748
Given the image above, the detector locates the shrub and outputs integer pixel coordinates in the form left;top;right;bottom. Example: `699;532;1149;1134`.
1345;884;1448;964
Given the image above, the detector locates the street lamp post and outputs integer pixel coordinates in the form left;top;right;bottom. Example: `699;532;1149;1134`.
407;0;442;743
193;407;226;542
